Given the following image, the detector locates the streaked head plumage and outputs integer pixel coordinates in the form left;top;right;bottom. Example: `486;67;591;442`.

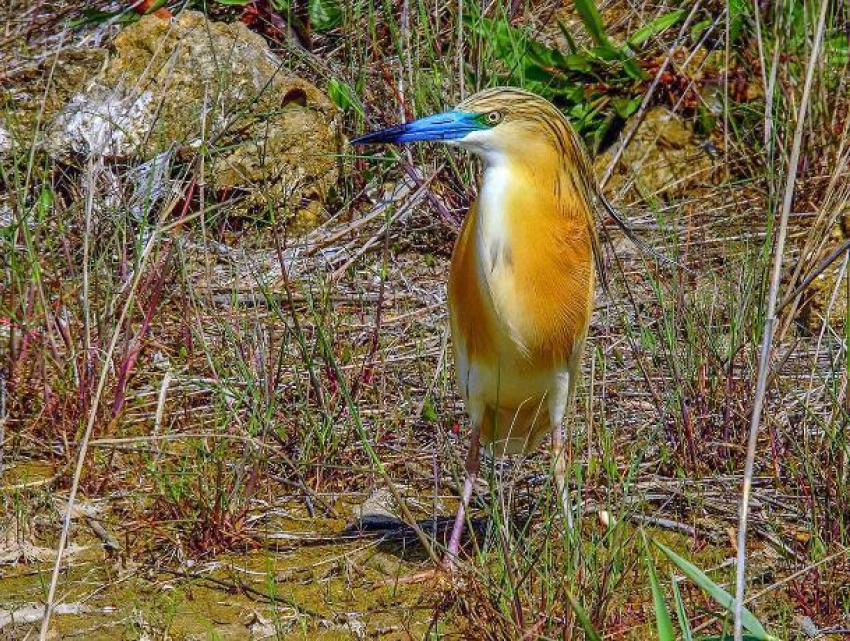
452;88;584;162
351;86;584;164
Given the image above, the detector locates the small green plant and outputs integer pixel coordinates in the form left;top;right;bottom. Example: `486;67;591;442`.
468;0;687;150
211;0;342;32
651;536;780;640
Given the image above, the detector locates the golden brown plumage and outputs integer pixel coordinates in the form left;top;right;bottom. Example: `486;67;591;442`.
448;88;597;456
353;86;602;562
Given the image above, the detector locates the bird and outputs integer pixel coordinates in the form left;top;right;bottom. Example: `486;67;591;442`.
352;87;603;564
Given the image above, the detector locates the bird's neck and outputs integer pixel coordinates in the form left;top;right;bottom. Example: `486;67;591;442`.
476;152;564;251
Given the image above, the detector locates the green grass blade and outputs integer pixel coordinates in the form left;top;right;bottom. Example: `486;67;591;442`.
627;9;686;49
671;575;693;641
573;0;610;47
564;588;602;641
653;540;776;640
644;539;675;641
328;78;364;117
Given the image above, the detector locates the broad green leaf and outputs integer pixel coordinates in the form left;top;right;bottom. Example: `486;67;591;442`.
653;540;778;640
467;17;524;68
622;57;648;80
563;588;602;641
627;9;686;49
310;0;341;32
574;0;610;47
523;65;560;84
327;78;363;117
671;575;693;641
37;188;53;223
561;53;595;74
644;543;675;641
612;96;641;119
552;84;585;103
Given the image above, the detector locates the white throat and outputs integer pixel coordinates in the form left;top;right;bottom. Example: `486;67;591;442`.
476;154;511;272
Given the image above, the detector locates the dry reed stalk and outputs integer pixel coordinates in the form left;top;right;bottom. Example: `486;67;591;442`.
731;1;830;638
38;176;193;640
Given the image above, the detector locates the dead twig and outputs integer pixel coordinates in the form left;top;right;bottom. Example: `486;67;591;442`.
732;3;830;638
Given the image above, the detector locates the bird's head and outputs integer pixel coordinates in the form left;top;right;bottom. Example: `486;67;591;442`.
352;87;582;167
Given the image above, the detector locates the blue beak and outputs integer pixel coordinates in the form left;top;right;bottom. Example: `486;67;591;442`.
351;111;482;145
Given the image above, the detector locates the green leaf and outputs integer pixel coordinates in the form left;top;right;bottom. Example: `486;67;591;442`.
689;19;713;42
696;102;717;135
825;35;850;67
644;541;675;641
589;44;621;62
523;65;559;84
327;78;363;116
612;96;641;119
37;188;53;223
310;0;341;32
556;21;579;53
574;0;610;47
622;57;648;80
627;9;686;49
467;17;523;68
653;540;778;641
563;588;602;641
420;396;438;423
671;575;693;641
67;7;140;26
728;0;749;44
560;53;595;74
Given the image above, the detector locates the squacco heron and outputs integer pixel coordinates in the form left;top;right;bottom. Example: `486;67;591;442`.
353;87;602;562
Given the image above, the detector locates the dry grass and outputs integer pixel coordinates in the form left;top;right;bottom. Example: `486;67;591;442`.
1;0;850;639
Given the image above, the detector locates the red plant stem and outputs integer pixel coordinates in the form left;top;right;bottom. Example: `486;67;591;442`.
110;249;171;419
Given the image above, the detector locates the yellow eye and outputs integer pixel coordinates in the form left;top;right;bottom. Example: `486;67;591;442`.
486;110;502;124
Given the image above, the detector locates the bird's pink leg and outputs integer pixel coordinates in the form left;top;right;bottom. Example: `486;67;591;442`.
552;423;574;531
445;424;481;566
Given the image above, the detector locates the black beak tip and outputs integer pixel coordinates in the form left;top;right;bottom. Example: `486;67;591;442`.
350;124;407;146
350;133;377;146
351;132;399;146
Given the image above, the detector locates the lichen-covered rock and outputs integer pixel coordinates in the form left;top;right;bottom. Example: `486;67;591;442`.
0;48;108;154
46;11;340;230
594;108;719;201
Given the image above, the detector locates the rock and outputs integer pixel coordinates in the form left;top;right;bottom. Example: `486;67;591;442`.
49;87;156;158
346;488;402;531
0;122;13;154
594;107;719;202
0;48;108;153
45;11;340;230
795;615;820;638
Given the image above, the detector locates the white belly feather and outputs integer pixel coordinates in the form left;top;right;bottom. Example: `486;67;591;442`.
451;163;575;453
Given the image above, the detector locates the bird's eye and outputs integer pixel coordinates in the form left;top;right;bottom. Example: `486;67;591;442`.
485;110;503;125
